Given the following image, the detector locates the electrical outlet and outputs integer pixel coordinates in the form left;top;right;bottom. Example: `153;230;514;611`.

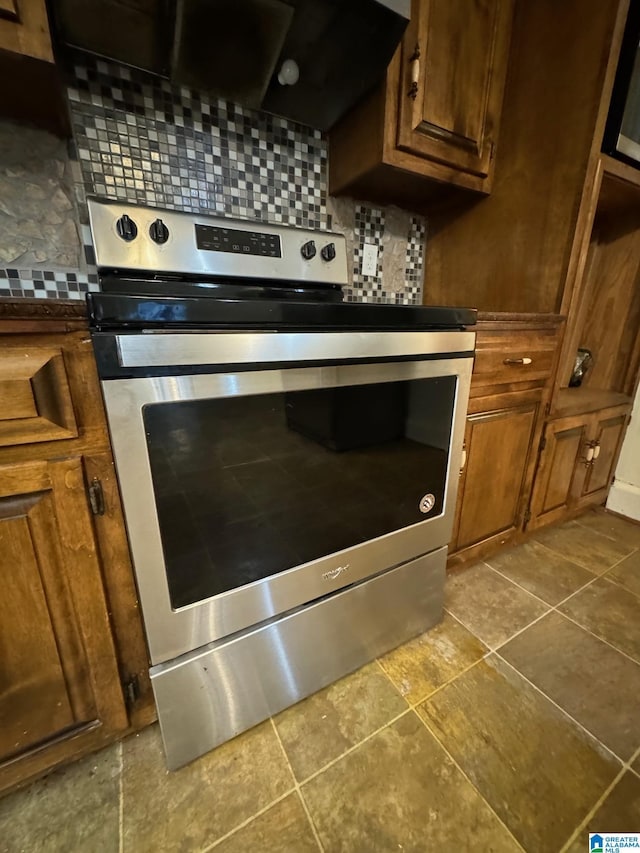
362;242;379;277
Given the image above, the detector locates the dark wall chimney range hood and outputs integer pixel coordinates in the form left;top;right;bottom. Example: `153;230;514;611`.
50;0;410;130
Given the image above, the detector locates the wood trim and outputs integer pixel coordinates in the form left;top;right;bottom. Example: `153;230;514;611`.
0;0;19;23
84;452;156;730
0;0;53;62
0;298;87;334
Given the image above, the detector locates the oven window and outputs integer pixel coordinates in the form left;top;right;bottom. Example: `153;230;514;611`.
143;376;457;609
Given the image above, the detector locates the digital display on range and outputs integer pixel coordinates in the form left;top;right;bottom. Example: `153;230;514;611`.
195;224;282;257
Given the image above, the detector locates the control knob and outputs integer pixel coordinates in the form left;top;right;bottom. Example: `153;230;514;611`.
300;239;316;260
116;214;137;242
149;218;169;244
321;242;336;262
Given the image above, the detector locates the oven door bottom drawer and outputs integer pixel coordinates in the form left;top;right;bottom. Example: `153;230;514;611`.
151;546;446;770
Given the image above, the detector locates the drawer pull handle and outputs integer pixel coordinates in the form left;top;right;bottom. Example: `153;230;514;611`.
460;448;467;473
503;357;533;365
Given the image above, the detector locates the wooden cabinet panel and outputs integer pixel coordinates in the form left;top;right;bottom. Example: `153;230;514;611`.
1;505;76;759
455;399;538;550
0;347;78;447
0;0;53;61
528;416;590;528
0;1;19;22
329;0;514;206
397;0;513;178
472;328;558;391
529;405;631;530
539;427;586;514
583;412;627;497
0;458;127;790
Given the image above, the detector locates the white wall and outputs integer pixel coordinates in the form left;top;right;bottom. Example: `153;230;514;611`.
607;384;640;520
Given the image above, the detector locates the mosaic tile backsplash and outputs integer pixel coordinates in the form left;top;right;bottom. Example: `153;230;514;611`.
0;53;426;303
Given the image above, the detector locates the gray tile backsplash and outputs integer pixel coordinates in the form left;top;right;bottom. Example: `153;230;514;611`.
0;53;426;303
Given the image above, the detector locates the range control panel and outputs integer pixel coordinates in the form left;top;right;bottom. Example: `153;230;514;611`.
195;225;282;257
88;199;349;287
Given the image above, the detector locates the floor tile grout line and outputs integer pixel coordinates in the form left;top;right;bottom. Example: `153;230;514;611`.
413;707;526;852
573;513;640;548
480;559;560;607
494;653;625;766
511;537;603;575
118;740;124;853
535;535;636;581
485;563;580;609
597;569;640;603
387;653;489;710
201;785;297;852
268;718;325;853
558;766;628;853
486;556;598;612
554;609;640;668
445;598;552;655
485;550;640;664
294;707;413;788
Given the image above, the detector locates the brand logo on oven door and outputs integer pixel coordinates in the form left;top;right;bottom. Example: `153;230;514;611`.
322;564;350;581
419;493;436;514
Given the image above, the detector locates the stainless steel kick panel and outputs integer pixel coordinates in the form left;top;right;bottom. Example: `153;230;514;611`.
102;355;472;665
116;330;476;369
151;547;446;771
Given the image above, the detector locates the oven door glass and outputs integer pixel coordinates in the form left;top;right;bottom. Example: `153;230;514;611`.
143;375;456;609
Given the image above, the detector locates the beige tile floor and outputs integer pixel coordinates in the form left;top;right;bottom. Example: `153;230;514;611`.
2;508;640;853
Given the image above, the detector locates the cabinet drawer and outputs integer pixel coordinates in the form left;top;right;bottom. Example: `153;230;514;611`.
0;346;78;446
472;330;558;389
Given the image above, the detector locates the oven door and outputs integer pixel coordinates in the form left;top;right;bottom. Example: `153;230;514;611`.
100;330;474;664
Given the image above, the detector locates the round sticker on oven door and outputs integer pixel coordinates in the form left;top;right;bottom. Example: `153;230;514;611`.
419;493;436;514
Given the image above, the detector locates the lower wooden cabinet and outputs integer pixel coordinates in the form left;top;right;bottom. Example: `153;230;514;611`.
450;389;541;560
448;314;563;567
0;457;128;792
528;405;629;530
0;305;152;796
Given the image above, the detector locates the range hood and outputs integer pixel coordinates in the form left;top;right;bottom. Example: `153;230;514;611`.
50;0;410;130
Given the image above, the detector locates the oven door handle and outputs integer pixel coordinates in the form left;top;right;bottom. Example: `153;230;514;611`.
115;331;476;369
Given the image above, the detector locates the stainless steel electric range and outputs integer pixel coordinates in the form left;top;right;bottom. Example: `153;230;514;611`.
87;198;476;770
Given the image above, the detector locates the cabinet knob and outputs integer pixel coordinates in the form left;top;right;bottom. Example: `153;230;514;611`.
593;441;601;460
460;447;467;472
503;357;533;365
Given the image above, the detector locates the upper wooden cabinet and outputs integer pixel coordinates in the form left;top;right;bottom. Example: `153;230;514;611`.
423;0;627;315
328;0;514;209
0;0;69;135
0;0;53;62
396;0;512;179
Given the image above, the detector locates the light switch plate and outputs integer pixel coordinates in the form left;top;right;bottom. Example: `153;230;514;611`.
362;242;378;277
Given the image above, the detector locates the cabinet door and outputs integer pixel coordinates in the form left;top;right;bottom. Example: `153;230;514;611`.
396;0;513;177
0;0;53;61
527;416;591;529
582;412;628;499
0;458;127;787
454;398;538;551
